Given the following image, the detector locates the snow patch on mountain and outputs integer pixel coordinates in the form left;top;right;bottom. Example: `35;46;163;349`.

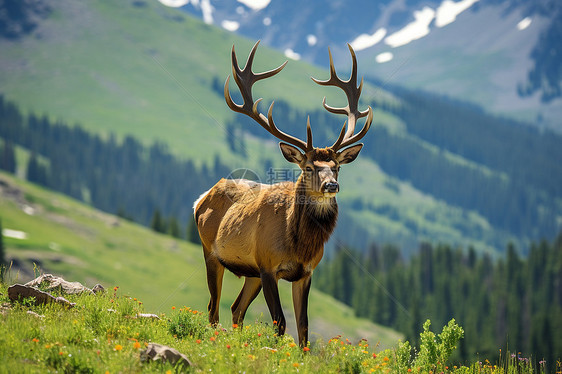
222;20;239;31
385;6;435;48
517;17;532;31
237;0;271;11
435;0;479;28
284;48;301;60
307;34;317;46
350;28;387;51
158;0;190;7
376;52;394;63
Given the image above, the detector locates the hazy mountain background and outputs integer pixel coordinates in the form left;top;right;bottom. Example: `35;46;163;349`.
178;0;562;132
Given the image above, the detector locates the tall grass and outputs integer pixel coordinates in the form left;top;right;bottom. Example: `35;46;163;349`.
1;279;556;373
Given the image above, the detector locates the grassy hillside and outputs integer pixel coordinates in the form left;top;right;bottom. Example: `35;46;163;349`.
0;171;402;347
0;0;526;254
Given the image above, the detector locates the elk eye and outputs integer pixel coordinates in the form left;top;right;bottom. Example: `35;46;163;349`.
305;166;313;172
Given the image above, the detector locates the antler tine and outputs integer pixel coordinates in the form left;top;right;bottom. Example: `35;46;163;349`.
224;41;313;152
337;106;373;149
311;44;372;151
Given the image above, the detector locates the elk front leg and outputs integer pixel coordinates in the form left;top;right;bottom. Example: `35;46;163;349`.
204;251;225;326
292;275;312;347
231;277;262;325
260;271;286;336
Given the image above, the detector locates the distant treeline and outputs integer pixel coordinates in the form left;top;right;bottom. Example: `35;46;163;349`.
0;95;226;240
214;76;562;248
315;236;562;371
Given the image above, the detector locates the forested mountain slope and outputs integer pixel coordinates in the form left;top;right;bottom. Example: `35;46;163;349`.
1;0;561;255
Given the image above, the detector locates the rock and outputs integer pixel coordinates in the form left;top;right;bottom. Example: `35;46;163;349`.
140;343;192;369
24;274;93;295
26;310;45;319
7;284;76;308
92;284;105;294
136;313;160;320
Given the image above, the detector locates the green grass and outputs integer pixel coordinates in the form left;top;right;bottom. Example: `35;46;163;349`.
0;171;402;348
1;282;550;373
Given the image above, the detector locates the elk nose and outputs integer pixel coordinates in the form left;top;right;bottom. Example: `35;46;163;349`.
324;182;339;193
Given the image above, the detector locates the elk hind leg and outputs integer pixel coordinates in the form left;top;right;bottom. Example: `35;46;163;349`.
261;271;286;336
204;250;225;326
231;277;262;326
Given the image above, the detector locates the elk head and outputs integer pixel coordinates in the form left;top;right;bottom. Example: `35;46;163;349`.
224;41;373;201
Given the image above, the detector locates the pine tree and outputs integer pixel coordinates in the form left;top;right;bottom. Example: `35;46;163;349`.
167;216;181;238
186;216;201;244
0;139;16;173
150;209;166;233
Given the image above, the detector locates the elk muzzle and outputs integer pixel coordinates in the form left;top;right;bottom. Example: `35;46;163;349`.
323;181;339;194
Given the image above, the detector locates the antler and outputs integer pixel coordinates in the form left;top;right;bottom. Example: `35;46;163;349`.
224;41;314;152
311;44;373;152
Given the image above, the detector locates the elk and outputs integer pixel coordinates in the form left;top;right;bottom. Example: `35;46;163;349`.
193;41;373;346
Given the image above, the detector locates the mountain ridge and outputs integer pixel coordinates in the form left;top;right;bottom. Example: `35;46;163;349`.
175;0;562;132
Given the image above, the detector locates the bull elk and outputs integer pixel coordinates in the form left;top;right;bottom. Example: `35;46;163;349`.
193;41;373;346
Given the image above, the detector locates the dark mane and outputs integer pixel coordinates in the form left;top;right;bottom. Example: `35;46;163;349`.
289;181;338;262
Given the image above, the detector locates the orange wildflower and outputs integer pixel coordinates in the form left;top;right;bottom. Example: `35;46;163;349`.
303;347;310;352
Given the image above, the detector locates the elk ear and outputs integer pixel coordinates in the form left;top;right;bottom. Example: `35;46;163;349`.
279;142;304;164
337;144;363;165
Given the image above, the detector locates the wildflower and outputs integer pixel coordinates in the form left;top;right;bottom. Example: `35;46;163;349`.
286;352;291;357
226;345;231;349
215;330;219;336
232;323;238;329
384;357;389;362
114;344;123;351
166;371;172;374
303;347;310;352
210;337;215;342
196;339;201;344
172;306;176;310
59;351;64;355
133;342;141;349
372;353;377;359
248;354;256;360
362;350;369;354
32;338;39;343
258;333;262;337
408;369;412;372
113;286;119;292
289;343;297;348
244;343;248;347
273;320;278;325
293;363;300;367
44;344;51;349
